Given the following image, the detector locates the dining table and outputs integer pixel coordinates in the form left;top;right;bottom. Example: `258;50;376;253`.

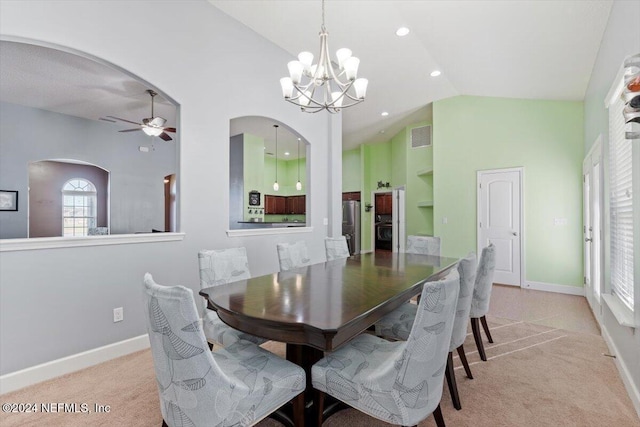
199;251;459;427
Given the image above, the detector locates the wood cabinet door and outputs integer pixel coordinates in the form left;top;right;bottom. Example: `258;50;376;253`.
275;196;287;214
375;193;392;214
265;195;276;214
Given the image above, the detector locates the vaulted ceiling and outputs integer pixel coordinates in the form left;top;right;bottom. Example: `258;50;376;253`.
210;0;613;150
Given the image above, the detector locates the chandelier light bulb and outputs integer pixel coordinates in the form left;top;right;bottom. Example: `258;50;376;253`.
280;77;294;98
336;48;352;69
298;52;314;70
288;61;304;84
354;78;368;99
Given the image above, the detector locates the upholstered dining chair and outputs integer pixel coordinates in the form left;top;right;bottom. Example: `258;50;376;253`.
276;240;312;271
198;248;266;348
470;243;497;361
143;273;306;427
374;253;477;410
406;235;441;256
312;269;460;427
324;236;351;261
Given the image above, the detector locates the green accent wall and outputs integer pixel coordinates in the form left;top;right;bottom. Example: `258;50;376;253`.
342;148;361;192
263;155;307;197
433;95;584;287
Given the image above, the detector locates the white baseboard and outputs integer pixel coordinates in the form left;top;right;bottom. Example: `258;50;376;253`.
524;280;585;296
0;334;150;395
601;324;640;419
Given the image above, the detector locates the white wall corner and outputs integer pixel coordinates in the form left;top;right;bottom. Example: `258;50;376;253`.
524;281;585;296
0;334;150;395
601;324;640;419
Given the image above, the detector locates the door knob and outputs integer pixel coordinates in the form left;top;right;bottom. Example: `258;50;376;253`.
585;238;593;242
511;231;518;236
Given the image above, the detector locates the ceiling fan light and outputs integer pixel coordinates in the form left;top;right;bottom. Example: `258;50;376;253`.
143;126;163;136
354;78;368;99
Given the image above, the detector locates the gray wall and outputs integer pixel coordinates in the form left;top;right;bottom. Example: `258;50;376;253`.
0;0;339;375
0;101;176;238
28;161;109;237
583;0;640;406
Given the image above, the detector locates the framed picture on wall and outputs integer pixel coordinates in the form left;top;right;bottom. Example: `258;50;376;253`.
0;190;18;211
248;190;261;206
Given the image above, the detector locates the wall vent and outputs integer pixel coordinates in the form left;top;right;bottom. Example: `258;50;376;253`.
411;125;432;148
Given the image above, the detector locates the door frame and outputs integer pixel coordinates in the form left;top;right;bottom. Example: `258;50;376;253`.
476;167;525;287
392;186;406;253
583;136;603;320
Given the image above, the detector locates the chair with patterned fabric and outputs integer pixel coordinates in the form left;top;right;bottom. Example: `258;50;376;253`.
470;243;497;361
276;240;312;271
324;236;351;261
88;227;109;235
312;269;460;427
198;248;266;348
406;235;441;256
142;273;306;427
374;253;477;410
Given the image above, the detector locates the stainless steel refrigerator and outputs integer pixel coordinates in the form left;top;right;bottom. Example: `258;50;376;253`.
342;200;361;255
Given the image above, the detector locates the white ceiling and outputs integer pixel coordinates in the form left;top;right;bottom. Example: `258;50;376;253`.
1;1;613;153
210;0;613;150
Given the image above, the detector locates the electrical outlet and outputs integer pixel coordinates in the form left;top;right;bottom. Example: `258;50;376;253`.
442;217;448;224
113;307;124;323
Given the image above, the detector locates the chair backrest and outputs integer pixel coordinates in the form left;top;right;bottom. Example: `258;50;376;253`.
406;235;441;256
88;227;109;235
470;244;496;318
449;252;477;351
198;247;251;311
325;236;350;261
142;273;231;426
396;268;460;423
276;240;312;271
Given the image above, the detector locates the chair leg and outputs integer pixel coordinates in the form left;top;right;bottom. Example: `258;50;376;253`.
480;315;494;343
471;317;487;361
293;391;305;427
456;344;473;379
445;351;461;410
316;389;325;426
207;341;214;351
162;420;168;427
433;404;446;427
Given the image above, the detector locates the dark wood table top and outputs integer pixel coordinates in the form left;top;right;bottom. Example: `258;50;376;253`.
200;252;459;352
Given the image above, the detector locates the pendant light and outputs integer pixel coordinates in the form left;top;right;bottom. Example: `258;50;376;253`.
273;125;279;191
296;138;302;191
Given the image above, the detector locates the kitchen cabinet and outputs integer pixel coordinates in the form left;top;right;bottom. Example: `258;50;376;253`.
265;195;305;215
375;193;392;215
286;195;306;214
342;191;361;201
265;195;287;214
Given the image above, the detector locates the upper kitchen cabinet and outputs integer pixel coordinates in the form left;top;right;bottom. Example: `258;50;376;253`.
375;193;393;215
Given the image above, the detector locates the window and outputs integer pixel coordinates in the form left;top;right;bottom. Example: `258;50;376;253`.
62;178;97;237
608;78;634;312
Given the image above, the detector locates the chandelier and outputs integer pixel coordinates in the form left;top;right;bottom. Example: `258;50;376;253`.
279;0;368;113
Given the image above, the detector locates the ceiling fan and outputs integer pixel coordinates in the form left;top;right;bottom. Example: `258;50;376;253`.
106;90;176;141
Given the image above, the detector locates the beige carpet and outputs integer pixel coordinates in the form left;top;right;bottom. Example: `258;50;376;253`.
1;317;638;427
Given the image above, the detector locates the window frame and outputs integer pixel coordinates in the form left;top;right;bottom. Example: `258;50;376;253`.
61;178;98;237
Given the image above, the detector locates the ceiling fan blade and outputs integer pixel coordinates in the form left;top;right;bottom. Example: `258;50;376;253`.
159;132;173;142
119;128;142;133
99;117;116;123
107;116;143;126
163;127;176;133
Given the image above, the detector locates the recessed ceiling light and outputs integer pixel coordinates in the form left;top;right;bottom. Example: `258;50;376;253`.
284;152;290;156
430;70;441;77
380;130;386;134
381;111;389;117
396;27;410;37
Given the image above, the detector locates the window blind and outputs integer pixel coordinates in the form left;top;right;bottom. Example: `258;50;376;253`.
609;93;634;311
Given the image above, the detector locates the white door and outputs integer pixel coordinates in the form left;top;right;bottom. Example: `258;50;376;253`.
583;139;602;316
392;187;406;253
478;168;522;286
